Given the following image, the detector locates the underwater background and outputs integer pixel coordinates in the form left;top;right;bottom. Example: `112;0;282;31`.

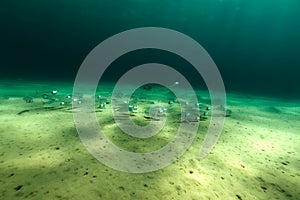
0;1;300;200
1;0;300;97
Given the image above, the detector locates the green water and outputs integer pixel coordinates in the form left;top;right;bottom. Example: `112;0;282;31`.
0;0;299;97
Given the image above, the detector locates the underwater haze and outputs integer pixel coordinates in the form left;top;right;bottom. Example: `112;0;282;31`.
1;0;300;97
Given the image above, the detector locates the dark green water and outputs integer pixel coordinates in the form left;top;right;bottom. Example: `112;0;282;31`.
1;0;299;97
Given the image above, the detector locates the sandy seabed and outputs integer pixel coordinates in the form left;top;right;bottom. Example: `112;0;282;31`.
0;81;299;200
